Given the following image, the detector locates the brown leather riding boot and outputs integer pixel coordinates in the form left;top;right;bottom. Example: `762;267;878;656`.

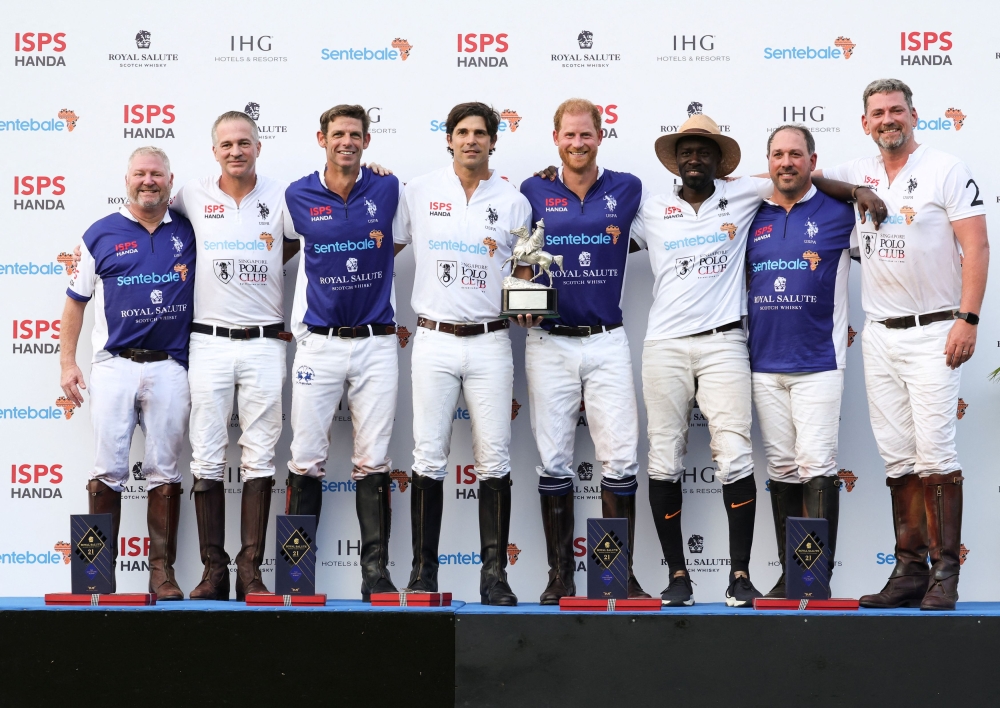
859;474;929;608
147;482;184;600
189;479;231;600
920;473;963;611
235;477;274;601
87;480;122;593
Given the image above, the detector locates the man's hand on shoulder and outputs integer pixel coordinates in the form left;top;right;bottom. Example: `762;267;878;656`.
363;162;393;176
854;187;887;231
534;165;559;181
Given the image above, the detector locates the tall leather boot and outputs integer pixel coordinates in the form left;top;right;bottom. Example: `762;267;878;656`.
921;473;963;611
764;480;803;599
147;482;184;600
286;471;322;520
407;473;443;592
189;479;231;600
803;476;839;579
235;477;273;601
479;474;517;606
357;473;397;600
601;485;652;599
860;474;929;608
87;480;122;593
539;490;576;604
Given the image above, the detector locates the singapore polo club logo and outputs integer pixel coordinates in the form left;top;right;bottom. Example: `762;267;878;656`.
437;260;456;286
675;256;695;279
214;259;234;283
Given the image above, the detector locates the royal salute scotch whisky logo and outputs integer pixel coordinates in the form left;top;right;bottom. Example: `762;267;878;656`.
506;543;521;565
957;398;968;419
577;462;594;481
550;29;622;68
108;30;179;68
390;470;410;492
687;535;704;554
837;469;858;492
243;102;287;140
395;326;411;348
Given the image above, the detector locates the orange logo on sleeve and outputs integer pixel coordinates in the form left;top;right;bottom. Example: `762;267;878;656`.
606;225;621;244
483;237;498;257
721;222;737;240
259;232;274;251
369;230;384;248
802;250;821;271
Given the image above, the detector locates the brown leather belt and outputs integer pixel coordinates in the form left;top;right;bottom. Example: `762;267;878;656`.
309;324;396;338
417;317;509;337
876;310;957;330
192;322;293;342
118;348;169;363
690;320;742;337
547;323;623;337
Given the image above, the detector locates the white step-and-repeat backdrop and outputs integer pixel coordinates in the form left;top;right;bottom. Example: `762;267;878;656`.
3;0;997;602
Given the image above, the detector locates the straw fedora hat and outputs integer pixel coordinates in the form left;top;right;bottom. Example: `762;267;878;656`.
654;113;741;178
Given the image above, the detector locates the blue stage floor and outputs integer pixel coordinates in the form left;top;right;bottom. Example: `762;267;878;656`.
5;596;1000;616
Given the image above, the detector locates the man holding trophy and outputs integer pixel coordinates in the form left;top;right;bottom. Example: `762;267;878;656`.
515;99;650;603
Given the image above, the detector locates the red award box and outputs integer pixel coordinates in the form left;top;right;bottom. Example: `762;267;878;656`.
44;593;156;606
370;592;452;607
753;598;860;611
244;593;327;606
559;596;661;612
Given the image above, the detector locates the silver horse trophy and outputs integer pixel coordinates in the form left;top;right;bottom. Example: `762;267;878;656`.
499;219;562;317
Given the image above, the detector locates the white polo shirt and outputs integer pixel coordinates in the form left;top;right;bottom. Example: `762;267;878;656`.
823;145;985;320
395;166;532;323
630;176;773;340
171;175;290;328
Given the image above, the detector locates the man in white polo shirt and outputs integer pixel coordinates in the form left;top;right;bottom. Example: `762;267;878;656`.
169;111;292;601
819;79;988;611
631;111;883;607
395;102;532;605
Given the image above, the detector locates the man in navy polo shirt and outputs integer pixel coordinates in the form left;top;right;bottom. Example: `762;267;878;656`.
518;98;650;602
283;104;403;600
59;146;196;599
746;126;856;598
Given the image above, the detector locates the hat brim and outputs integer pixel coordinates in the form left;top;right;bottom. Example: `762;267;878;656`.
654;132;742;178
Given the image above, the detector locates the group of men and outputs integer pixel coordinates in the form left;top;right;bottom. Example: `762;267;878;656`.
59;77;987;611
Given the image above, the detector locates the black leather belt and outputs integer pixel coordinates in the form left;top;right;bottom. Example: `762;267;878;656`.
192;323;292;342
547;323;623;337
876;310;957;330
308;324;396;338
118;348;169;363
691;320;742;337
417;317;509;337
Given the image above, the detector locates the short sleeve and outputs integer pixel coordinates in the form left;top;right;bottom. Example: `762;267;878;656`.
394;186;412;245
821;161;853;184
67;240;96;302
630;199;648;250
746;176;774;201
278;194;300;242
170;183;189;218
941;161;987;222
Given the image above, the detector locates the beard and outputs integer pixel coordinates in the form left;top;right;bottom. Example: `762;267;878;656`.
558;146;596;173
876;123;909;150
680;170;715;193
774;170;809;196
127;184;169;208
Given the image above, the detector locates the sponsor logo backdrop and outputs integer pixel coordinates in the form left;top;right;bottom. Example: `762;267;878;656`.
1;0;997;602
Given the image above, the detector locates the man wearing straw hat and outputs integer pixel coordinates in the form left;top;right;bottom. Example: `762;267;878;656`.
630;109;885;606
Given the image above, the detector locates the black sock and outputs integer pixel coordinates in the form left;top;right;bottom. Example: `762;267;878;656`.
723;475;757;575
649;479;686;576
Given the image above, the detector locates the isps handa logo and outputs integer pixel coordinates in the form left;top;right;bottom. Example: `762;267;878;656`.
13;32;68;67
457;33;508;68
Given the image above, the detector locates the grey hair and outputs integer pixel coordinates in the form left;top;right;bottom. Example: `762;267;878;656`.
127;146;171;174
863;78;914;113
211;110;259;145
766;124;815;156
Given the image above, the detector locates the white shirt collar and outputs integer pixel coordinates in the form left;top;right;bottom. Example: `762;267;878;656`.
118;204;173;224
320;167;364;191
765;183;817;207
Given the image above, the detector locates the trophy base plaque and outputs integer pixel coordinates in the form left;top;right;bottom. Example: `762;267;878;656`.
245;593;327;606
370;592;452;607
753;598;859;611
499;286;559;319
45;593;156;606
559;597;661;612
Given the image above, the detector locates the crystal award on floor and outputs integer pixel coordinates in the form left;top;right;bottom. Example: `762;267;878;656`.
499;219;562;318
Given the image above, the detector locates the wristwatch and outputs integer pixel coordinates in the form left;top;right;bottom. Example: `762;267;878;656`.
956;311;980;325
851;185;871;201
